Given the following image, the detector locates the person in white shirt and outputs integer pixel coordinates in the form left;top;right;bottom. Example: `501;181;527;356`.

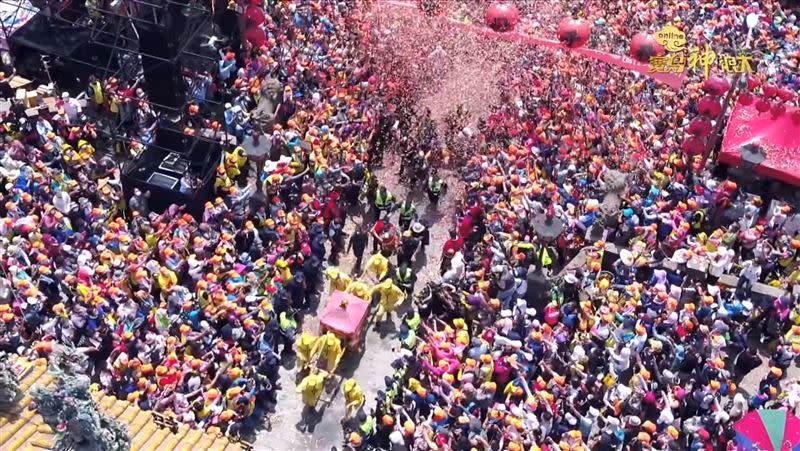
707;248;732;283
737;259;761;294
61;92;82;122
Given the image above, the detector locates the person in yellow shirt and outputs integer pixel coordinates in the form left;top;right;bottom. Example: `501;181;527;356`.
364;252;389;281
342;378;365;421
215;165;232;191
325;267;352;293
295;332;318;370
157;266;177;293
371;278;405;324
311;332;344;373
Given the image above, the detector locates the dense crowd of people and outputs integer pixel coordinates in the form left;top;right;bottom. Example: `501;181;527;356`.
338;2;800;451
0;0;388;440
0;0;798;447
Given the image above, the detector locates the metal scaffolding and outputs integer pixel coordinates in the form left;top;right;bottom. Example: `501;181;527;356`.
0;0;227;151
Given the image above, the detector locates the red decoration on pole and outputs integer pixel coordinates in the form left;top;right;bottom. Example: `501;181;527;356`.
697;96;722;117
688;117;713;137
629;33;664;63
777;88;795;102
762;84;778;98
702;76;730;96
485;2;520;32
755;97;772;113
746;76;760;91
557;18;591;48
244;26;267;47
682;136;705;156
738;91;754;105
244;5;265;26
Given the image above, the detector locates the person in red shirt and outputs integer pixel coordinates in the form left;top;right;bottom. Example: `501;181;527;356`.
441;230;463;257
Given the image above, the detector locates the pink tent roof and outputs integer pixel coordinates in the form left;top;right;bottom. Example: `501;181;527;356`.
719;101;800;186
319;291;370;336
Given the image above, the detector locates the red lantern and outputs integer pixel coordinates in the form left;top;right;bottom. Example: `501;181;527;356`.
557;18;591;48
702;76;730;96
244;5;265;26
697;96;722;117
777;88;795;102
687;117;712;137
762;84;778;98
755;97;772;113
682;136;705;156
244;26;267;47
771;103;786;117
629;33;664;63
746;76;761;91
485;2;520;32
738;91;754;105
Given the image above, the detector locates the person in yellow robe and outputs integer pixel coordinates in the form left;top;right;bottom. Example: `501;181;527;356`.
295;332;318;370
364;252;389;280
297;372;326;406
371;278;405;324
311;332;344;373
325;267;352;293
345;279;371;301
342;378;365;420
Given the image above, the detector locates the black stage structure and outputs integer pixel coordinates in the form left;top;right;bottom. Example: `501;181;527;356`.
1;0;233;216
121;127;222;217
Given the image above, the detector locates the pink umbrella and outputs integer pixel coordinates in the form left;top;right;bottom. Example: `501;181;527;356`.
735;409;800;451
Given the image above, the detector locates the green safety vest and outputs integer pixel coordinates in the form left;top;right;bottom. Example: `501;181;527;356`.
427;177;442;194
396;267;413;284
359;415;376;435
405;311;421;330
540;248;553;267
692;210;706;230
402;330;417;348
375;190;392;207
399;203;415;219
279;311;296;332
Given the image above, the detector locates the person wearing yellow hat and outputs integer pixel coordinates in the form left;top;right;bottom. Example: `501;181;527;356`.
295;331;319;370
342;378;365;420
370;278;405;324
345;279;371;301
364;251;389;280
311;332;344;373
324;267;352;293
296;371;326;429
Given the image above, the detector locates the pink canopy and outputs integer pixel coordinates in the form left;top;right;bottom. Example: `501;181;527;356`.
319;291;370;337
719;101;800;186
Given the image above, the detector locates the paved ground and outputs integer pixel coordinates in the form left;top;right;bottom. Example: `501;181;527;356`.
254;152;457;450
